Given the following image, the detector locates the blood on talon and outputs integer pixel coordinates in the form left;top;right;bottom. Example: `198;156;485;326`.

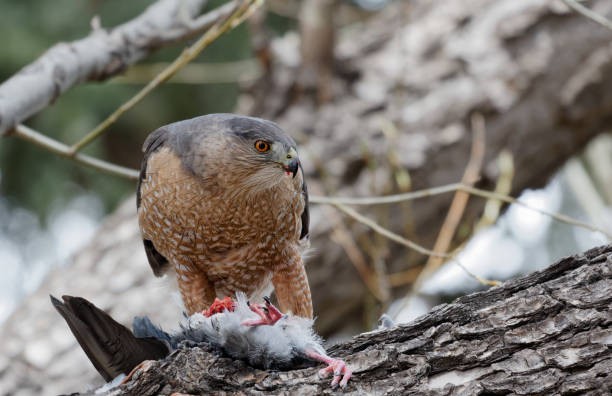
202;297;235;317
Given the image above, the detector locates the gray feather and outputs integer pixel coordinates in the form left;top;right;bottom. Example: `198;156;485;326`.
169;293;324;369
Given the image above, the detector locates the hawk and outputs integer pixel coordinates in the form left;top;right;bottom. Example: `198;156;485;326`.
137;114;313;318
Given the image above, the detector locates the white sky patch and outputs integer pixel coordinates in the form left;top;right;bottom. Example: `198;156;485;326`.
506;179;562;246
386;294;432;324
421;225;524;296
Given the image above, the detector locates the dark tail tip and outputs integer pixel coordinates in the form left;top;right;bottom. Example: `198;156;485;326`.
51;294;169;382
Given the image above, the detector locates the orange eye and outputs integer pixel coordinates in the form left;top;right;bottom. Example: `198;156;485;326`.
254;140;270;152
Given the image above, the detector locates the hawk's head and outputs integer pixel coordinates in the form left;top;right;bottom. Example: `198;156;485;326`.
158;114;303;192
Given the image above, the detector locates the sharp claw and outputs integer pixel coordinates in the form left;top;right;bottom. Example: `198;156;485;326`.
241;298;285;327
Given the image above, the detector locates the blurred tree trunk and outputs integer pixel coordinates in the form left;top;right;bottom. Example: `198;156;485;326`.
240;0;612;335
2;1;612;394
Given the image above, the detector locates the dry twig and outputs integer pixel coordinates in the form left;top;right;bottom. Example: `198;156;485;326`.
476;150;514;230
419;113;487;283
311;185;612;240
562;0;612;30
13;124;139;179
329;213;386;302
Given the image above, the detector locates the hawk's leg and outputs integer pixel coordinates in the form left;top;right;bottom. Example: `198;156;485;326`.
242;296;285;326
272;256;313;318
175;260;216;315
305;350;352;389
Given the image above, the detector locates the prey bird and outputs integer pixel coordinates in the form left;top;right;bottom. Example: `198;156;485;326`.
51;295;352;389
137;114;312;318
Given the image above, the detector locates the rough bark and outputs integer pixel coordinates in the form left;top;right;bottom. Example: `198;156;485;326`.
78;244;612;395
0;0;239;135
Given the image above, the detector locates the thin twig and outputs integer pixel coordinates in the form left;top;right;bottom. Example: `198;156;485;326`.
476;150;514;230
11;119;605;241
332;202;449;259
112;59;261;85
331;202;500;286
13;124;139;179
310;184;464;205
421;113;487;282
562;0;612;30
329;214;386;301
311;184;612;240
459;184;612;240
69;0;263;155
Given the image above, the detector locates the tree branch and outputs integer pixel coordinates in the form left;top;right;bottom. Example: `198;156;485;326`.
69;0;262;154
562;0;612;30
113;244;612;395
0;0;240;135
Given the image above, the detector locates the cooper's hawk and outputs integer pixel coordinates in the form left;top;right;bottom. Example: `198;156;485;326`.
137;114;313;318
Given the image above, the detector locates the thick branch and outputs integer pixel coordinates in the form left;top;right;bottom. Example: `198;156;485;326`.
0;0;238;135
114;244;612;395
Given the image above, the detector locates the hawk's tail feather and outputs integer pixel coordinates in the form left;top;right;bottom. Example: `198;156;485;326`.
50;295;169;382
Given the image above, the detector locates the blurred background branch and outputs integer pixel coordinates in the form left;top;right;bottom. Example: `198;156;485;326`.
0;0;243;136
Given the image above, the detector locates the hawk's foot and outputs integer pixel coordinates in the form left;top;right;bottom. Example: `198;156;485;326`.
242;296;285;326
202;296;235;317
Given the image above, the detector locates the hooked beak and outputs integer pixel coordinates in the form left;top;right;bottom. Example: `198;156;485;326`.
281;147;299;178
283;159;299;178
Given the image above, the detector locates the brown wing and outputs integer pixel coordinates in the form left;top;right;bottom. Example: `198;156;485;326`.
299;163;309;240
137;127;171;276
51;295;168;382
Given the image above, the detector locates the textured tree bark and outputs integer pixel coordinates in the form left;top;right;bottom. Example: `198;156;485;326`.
85;244;612;395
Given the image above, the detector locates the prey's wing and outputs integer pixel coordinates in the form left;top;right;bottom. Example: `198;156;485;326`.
51;295;168;382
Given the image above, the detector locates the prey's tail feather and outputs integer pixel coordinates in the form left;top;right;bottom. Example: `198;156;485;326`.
50;295;169;382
